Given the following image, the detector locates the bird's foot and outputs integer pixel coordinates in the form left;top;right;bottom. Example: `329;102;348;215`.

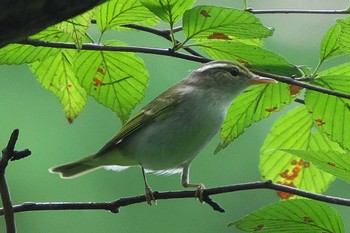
145;186;157;205
194;184;206;203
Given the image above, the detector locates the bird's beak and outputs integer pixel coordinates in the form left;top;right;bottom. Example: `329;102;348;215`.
250;74;277;85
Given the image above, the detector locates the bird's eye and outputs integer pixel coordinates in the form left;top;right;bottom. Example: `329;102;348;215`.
229;67;240;76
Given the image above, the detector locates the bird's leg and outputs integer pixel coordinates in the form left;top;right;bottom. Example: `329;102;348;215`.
181;166;205;203
141;166;156;205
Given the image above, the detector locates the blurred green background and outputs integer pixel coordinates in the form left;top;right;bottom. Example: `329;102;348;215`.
1;0;350;232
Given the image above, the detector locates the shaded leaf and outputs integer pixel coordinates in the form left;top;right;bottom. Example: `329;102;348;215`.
305;74;350;150
260;106;335;199
56;10;93;49
230;199;344;233
320;24;344;62
140;0;195;24
96;0;158;32
74;40;148;124
183;6;273;41
195;40;300;76
31;50;87;123
0;27;71;64
215;83;293;153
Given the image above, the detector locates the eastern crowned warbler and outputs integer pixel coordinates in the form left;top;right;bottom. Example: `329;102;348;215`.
50;60;275;203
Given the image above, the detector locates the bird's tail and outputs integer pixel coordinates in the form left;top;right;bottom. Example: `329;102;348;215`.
49;155;99;179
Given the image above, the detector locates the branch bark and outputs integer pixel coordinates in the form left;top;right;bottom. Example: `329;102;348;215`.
0;129;31;233
19;39;350;101
1;180;350;215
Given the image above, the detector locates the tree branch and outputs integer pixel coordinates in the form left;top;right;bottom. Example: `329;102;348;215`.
253;70;350;100
19;39;350;101
0;129;31;233
1;180;350;215
19;39;210;63
247;8;350;14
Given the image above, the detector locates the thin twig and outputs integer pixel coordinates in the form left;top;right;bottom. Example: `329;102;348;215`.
247;8;350;14
19;39;210;63
0;130;19;233
19;39;350;101
1;180;350;215
253;70;350;100
0;129;31;233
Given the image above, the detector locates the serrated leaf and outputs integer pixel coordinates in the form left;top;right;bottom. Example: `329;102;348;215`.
183;6;273;41
74;40;148;124
337;17;350;54
230;199;344;233
320;24;344;61
0;27;71;64
260;106;335;199
215;83;293;153
56;10;93;49
140;0;195;24
31;50;87;123
318;61;350;76
305;75;350;151
195;40;300;76
96;0;158;32
282;149;350;183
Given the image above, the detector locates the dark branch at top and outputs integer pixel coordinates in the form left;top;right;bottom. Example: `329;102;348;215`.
247;8;350;14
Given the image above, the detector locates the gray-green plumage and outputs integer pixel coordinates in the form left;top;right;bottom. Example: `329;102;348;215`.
50;60;275;200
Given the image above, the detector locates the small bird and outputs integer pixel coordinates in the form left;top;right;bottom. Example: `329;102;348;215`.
50;60;275;203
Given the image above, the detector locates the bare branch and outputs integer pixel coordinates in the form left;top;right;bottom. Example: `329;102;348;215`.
0;129;31;233
19;39;350;101
1;181;350;215
19;39;210;63
247;8;350;14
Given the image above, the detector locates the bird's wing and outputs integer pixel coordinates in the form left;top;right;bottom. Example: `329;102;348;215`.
96;86;184;156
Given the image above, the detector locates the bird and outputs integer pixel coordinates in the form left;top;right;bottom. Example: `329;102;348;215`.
50;60;275;204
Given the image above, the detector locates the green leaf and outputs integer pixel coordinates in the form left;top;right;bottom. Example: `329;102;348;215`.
318;61;350;76
305;75;350;150
195;40;300;76
56;10;93;49
74;40;149;124
140;0;195;24
337;17;350;54
282;149;350;183
260;106;335;199
183;6;273;41
230;199;344;233
215;83;294;153
31;50;87;123
96;0;158;32
0;27;71;64
320;24;344;62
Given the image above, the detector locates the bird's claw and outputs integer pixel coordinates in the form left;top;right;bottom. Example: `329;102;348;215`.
145;186;157;205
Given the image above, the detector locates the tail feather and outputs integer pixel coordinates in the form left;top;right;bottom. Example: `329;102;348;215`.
50;155;99;179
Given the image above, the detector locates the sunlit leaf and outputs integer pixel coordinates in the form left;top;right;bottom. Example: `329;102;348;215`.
74;40;149;124
337;17;350;55
56;10;93;49
320;24;344;62
31;50;87;123
230;199;344;233
305;74;350;150
260;106;335;199
282;149;350;183
195;40;300;76
183;6;273;41
140;0;195;24
96;0;158;32
0;27;71;64
215;83;293;153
